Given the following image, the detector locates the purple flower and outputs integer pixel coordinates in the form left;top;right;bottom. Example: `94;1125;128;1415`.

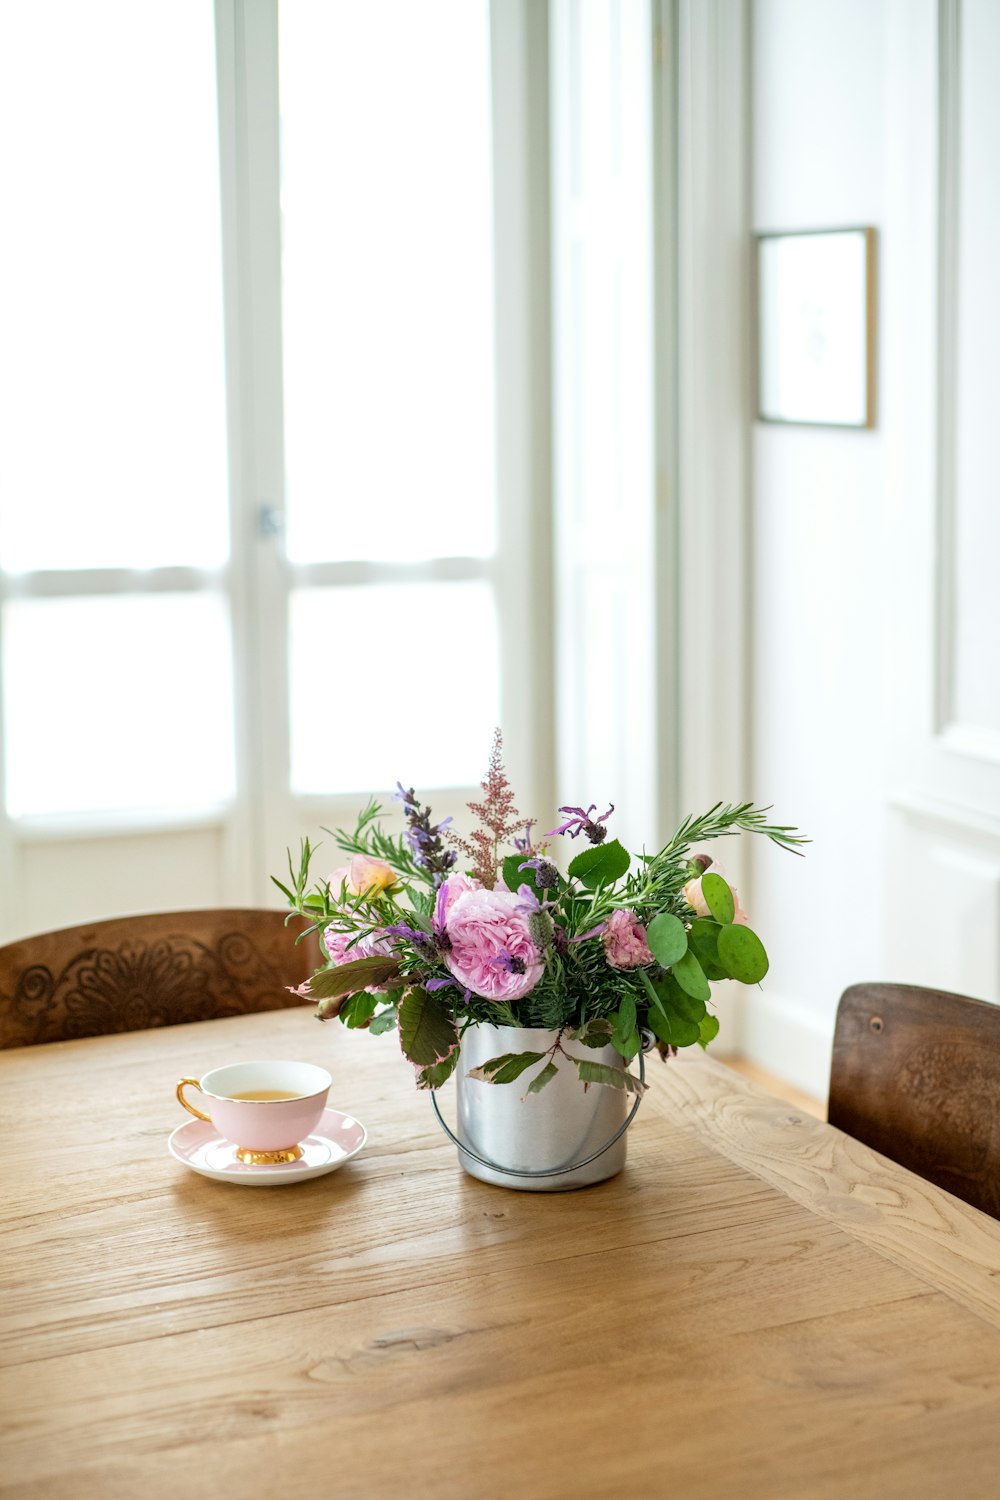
381;922;432;945
425;976;472;1002
547;803;615;844
519;857;560;889
394;783;458;883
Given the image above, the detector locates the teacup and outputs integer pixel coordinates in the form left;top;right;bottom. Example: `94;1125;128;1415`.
176;1060;332;1165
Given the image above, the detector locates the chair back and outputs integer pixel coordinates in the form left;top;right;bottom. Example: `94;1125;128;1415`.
829;981;1000;1220
0;908;320;1048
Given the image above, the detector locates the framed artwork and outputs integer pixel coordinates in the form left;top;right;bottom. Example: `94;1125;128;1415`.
755;227;877;428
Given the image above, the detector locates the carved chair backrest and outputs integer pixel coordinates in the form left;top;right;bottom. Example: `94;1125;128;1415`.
0;909;320;1049
828;981;1000;1221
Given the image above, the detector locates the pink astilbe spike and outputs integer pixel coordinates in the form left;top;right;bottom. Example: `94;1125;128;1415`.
447;729;534;888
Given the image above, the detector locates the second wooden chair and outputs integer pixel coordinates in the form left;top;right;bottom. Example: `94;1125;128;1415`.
829;980;1000;1221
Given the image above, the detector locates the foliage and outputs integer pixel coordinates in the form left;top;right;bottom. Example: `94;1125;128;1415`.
275;734;806;1093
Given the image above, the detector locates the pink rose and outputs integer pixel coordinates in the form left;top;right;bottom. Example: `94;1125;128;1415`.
322;924;397;993
443;887;544;1001
328;854;398;900
437;871;482;917
602;908;653;969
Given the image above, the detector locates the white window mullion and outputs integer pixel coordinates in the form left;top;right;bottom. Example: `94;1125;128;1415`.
550;0;658;851
216;0;290;903
490;0;556;820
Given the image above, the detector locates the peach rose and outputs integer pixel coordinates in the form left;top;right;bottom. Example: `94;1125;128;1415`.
329;853;398;900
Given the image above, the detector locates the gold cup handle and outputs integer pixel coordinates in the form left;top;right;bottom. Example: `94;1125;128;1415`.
176;1077;211;1123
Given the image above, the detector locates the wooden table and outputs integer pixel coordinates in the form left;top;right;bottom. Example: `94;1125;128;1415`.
3;1009;1000;1499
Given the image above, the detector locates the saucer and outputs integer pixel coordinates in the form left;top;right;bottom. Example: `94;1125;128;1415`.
168;1108;367;1187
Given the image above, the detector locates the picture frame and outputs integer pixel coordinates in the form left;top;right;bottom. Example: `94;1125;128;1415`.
754;227;877;429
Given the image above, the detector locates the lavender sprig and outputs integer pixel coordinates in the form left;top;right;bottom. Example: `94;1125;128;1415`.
394;783;459;885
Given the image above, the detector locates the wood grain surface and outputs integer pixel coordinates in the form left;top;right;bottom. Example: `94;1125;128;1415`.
2;1010;1000;1500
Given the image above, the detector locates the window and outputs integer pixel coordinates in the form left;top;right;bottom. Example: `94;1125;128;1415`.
0;0;233;823
0;0;539;936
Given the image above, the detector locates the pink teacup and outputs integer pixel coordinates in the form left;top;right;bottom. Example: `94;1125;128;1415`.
176;1060;332;1165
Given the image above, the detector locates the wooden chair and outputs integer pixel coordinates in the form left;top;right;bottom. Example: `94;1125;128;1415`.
0;908;321;1049
829;981;1000;1221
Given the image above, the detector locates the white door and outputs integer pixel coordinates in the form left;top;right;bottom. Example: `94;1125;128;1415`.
883;0;1000;996
0;0;548;941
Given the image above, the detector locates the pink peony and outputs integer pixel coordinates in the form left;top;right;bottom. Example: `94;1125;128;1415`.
443;887;544;1001
328;854;398;900
602;908;654;969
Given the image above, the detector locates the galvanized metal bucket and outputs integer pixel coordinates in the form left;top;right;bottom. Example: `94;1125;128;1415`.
431;1023;645;1192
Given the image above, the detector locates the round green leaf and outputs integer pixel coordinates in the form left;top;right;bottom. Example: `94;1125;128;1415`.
698;1014;721;1048
646;911;687;967
717;924;769;984
687;919;728;981
701;873;735;924
670;948;711;1002
646;1005;701;1048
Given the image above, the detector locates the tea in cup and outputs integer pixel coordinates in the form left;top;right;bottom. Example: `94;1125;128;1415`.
176;1060;332;1164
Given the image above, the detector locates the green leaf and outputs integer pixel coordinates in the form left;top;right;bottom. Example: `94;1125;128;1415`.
717;924;769;984
687;919;728;981
572;1017;614;1049
617;994;637;1038
663;975;707;1024
567;838;630;890
415;1050;459;1089
572;1058;648;1097
270;875;296;904
645;1004;701;1048
503;853;538;896
526;1061;560;1094
670;948;711;1002
368;1010;397;1036
339;992;379;1029
397;988;460;1067
465;1050;547;1085
646;911;687;967
308;955;401;1000
698;1013;721;1048
701;873;735;924
611;1027;641;1062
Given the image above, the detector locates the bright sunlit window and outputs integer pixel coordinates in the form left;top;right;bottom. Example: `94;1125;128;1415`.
288;581;500;795
2;593;235;818
279;0;496;565
0;1;234;821
0;0;230;574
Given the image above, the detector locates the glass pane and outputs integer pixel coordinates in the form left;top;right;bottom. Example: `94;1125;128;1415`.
2;595;235;817
0;2;229;572
289;582;500;793
279;0;496;564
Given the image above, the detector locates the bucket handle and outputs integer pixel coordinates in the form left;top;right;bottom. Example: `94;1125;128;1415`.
429;1048;646;1179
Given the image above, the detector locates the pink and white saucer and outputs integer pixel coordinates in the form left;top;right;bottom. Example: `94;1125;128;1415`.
168;1108;367;1186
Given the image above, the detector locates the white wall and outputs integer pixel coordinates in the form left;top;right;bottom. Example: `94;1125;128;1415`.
748;0;892;1095
747;0;1000;1098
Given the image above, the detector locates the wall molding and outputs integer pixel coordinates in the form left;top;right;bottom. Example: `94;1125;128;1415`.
934;0;960;738
888;788;1000;842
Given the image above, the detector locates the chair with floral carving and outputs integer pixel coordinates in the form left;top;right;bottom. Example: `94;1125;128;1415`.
828;981;1000;1221
0;909;320;1049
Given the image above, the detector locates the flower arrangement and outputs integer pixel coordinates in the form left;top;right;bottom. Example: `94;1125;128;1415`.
275;732;805;1096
